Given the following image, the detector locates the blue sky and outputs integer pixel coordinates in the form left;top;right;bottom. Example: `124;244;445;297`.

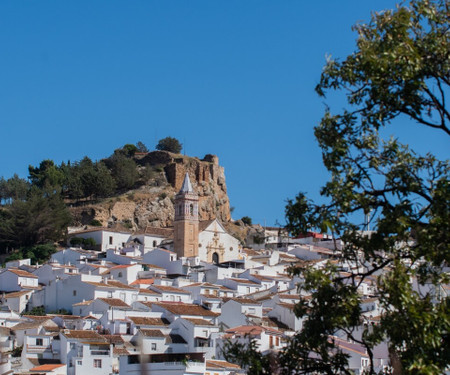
1;1;448;226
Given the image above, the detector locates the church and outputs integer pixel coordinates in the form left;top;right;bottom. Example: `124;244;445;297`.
173;173;241;264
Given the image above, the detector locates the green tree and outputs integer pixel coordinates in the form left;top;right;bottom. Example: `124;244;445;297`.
23;243;57;264
0;174;29;204
108;153;139;190
93;161;116;197
122;143;138;157
241;216;253;226
67;157;115;200
28;160;65;191
222;337;274;375
25;306;46;316
281;1;449;374
155;136;182;153
0;188;71;251
136;141;149;153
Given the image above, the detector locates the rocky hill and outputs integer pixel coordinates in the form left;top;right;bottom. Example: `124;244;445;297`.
69;151;231;231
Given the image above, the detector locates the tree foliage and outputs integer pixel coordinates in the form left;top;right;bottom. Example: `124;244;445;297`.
241;216;253;226
107;152;139;190
221;337;275;375
136;141;149;153
0;189;71;252
156;136;183;153
281;1;449;374
0;174;29;204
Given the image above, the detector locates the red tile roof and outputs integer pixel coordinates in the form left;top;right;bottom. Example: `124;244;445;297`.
30;363;65;371
98;298;131;308
154;302;218;317
7;268;38;278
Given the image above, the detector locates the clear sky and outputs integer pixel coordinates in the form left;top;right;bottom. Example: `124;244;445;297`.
1;1;448;226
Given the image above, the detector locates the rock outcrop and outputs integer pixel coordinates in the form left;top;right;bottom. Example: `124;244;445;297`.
70;151;231;230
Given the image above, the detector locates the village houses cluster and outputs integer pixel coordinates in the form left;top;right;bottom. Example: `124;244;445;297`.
0;174;406;375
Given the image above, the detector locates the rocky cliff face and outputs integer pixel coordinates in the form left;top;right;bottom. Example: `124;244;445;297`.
70;151;231;230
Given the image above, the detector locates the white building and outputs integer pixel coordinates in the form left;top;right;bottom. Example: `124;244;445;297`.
0;268;39;292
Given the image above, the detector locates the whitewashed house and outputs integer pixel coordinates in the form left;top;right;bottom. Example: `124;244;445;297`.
0;268;39;292
148;284;192;303
170;317;220;358
60;330;113;375
68;228;132;252
50;248;98;266
109;264;143;285
219;298;262;329
43;274;139;313
1;290;33;313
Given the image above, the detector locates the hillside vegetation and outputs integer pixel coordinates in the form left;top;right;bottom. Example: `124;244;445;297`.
0;140;233;258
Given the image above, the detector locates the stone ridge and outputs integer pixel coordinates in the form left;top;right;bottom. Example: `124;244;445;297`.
70;151;231;230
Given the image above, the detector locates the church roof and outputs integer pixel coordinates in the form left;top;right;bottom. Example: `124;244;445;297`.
179;173;194;193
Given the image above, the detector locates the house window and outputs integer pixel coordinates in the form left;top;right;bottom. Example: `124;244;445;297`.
109;236;113;245
77;360;82;365
190;204;194;216
36;338;43;346
93;359;102;368
151;343;156;351
70;343;76;350
249;308;256;314
118;272;123;278
26;295;29;300
108;291;113;298
73;290;77;296
153;240;157;247
203;330;208;337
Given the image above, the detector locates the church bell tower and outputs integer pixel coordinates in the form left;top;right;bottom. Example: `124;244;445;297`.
174;173;199;258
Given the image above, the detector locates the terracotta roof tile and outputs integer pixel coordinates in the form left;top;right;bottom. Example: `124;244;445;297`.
113;347;130;356
30;363;65;371
4;290;32;298
63;330;106;341
128;317;170;326
223;297;261;305
228;278;259;285
98;298;131;308
183;318;214;326
110;264;134;270
84;280;135;290
130;278;154;285
139;329;165;337
138;288;161;295
150;285;191;294
7;268;38;278
155;302;218;317
206;360;241;370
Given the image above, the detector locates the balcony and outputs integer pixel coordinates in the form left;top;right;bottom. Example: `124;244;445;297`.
90;350;110;356
26;345;50;353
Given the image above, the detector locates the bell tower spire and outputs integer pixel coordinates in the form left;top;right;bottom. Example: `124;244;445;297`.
174;173;199;258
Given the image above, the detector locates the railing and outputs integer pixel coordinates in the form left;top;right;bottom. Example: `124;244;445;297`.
91;350;110;356
26;345;49;353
